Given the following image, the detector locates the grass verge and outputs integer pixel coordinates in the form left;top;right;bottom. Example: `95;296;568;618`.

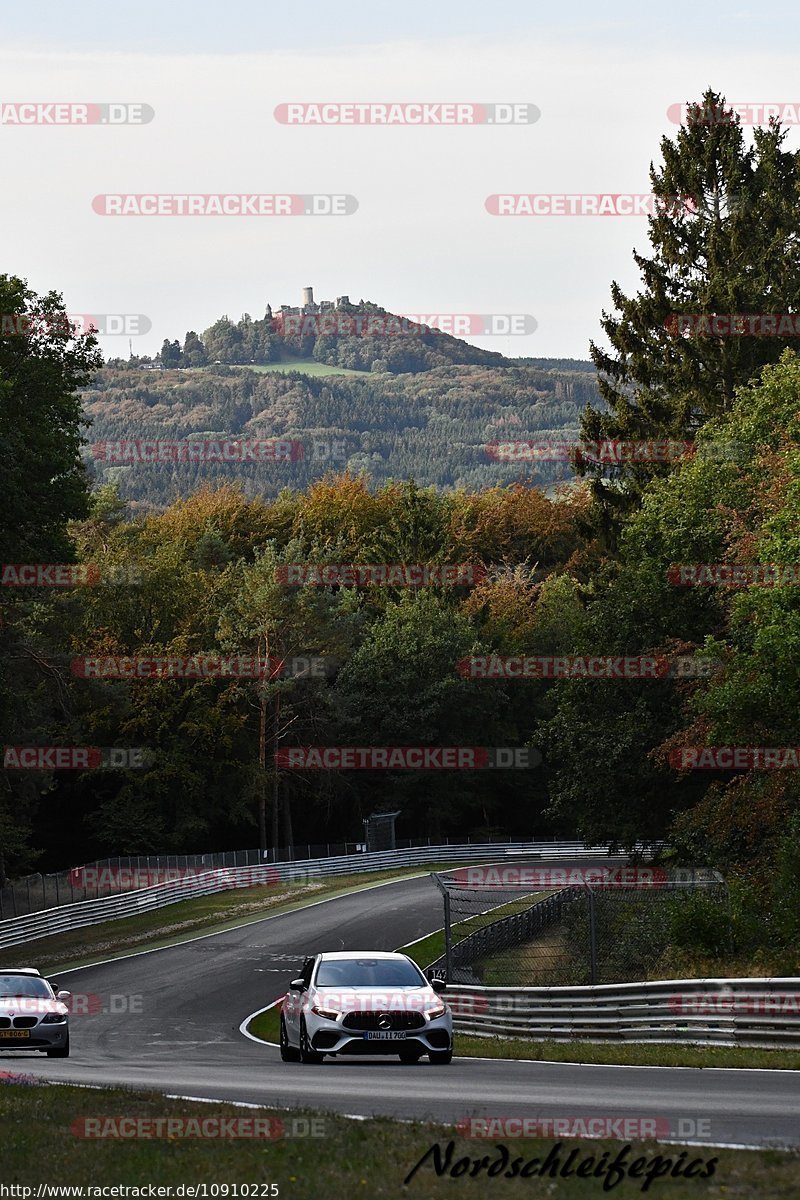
246;1011;800;1071
0;863;462;975
0;1081;797;1195
235;360;368;377
454;1034;800;1070
247;1003;282;1043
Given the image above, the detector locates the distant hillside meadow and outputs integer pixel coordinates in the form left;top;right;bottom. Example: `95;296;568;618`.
90;298;602;509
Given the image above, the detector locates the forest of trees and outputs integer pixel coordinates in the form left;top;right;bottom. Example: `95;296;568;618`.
82;361;601;506
3;90;800;970
143;298;507;374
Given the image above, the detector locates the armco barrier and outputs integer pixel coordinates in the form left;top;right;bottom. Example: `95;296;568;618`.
446;978;800;1048
0;838;660;918
0;841;637;952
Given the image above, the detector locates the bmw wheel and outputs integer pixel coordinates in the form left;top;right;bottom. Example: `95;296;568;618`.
46;1034;69;1059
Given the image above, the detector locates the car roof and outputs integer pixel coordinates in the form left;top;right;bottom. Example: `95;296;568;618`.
315;951;411;961
0;968;41;976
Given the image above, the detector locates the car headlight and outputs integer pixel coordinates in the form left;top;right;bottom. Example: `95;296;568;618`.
41;1012;67;1024
310;1005;340;1021
424;1003;446;1020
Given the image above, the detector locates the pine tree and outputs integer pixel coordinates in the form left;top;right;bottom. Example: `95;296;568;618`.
582;89;800;527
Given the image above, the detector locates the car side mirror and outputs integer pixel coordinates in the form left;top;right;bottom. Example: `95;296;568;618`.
431;978;447;994
57;991;72;1002
289;977;306;992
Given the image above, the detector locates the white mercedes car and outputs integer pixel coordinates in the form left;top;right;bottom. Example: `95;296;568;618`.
280;951;453;1064
0;968;70;1057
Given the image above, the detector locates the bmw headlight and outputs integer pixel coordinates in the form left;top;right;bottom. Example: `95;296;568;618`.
41;1012;67;1024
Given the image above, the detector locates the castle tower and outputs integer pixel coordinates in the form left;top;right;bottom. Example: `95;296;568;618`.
302;286;314;309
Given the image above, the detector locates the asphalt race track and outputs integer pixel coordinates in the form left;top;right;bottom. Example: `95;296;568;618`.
4;861;800;1149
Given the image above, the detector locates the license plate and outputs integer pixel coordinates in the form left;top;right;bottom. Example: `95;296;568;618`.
364;1030;406;1041
0;1031;30;1039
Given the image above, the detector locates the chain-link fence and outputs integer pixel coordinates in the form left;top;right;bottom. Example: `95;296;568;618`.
429;866;729;985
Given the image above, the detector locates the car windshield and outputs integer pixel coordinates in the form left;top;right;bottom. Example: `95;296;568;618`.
0;975;51;999
316;958;425;988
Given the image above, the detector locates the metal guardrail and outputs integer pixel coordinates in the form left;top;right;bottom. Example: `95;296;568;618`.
446;978;800;1048
0;837;654;918
0;841;632;952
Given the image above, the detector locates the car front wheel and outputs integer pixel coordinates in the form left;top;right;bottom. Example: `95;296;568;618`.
47;1034;70;1058
428;1047;452;1065
280;1017;301;1062
299;1018;324;1064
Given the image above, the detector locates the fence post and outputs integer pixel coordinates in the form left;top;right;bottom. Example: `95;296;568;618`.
443;888;453;984
587;884;598;985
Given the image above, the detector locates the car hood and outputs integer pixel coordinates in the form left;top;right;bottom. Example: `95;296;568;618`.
0;996;66;1017
311;986;441;1014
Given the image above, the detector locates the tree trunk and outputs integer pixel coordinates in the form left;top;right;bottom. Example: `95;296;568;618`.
258;685;267;853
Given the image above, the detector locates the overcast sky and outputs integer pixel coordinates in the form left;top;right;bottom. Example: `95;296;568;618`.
3;1;799;359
